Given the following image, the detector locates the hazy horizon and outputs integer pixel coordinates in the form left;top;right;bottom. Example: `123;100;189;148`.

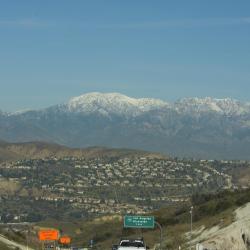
1;1;250;111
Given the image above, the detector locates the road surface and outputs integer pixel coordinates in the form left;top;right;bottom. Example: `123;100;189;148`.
0;233;34;250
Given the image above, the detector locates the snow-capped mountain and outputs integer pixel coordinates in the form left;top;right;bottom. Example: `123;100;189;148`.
46;92;250;117
7;92;250;117
0;110;8;116
63;92;169;116
1;92;250;159
175;97;250;115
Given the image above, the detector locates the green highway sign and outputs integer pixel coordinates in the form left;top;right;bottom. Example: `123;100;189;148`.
124;215;155;229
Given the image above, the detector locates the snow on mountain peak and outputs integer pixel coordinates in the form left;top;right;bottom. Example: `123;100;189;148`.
4;93;249;117
175;97;249;115
66;92;169;116
0;110;9;116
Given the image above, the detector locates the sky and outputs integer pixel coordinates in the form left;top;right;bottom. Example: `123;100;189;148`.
0;0;250;111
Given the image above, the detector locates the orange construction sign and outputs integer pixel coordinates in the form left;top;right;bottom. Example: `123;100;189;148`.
38;229;59;241
59;236;71;244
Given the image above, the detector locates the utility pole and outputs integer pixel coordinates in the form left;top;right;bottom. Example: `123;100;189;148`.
190;206;193;250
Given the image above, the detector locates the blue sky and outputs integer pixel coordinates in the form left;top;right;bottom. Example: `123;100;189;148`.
0;0;250;111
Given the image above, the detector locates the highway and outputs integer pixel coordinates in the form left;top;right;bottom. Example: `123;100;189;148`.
0;233;34;250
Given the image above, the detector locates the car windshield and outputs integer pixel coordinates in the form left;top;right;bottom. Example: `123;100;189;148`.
120;241;144;247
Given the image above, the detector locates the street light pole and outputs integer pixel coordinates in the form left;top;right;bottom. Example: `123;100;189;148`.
26;226;29;250
190;206;193;250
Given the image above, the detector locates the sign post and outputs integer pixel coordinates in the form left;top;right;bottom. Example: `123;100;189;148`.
123;215;162;250
59;236;71;248
38;229;59;250
124;215;155;229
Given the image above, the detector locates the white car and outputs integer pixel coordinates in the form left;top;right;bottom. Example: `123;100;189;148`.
117;238;147;250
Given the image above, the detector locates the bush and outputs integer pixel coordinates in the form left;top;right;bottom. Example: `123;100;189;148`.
215;199;233;212
236;195;250;206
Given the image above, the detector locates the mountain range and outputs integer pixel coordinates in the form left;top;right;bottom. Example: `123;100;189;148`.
1;92;250;159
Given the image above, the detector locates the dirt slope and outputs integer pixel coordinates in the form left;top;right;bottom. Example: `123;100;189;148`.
193;203;250;250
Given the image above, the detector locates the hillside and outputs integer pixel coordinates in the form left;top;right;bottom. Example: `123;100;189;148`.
1;188;250;249
0;140;163;162
42;188;250;249
192;202;250;249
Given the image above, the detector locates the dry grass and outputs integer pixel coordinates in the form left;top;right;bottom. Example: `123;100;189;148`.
0;179;21;195
234;167;250;187
0;141;166;162
0;242;13;250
